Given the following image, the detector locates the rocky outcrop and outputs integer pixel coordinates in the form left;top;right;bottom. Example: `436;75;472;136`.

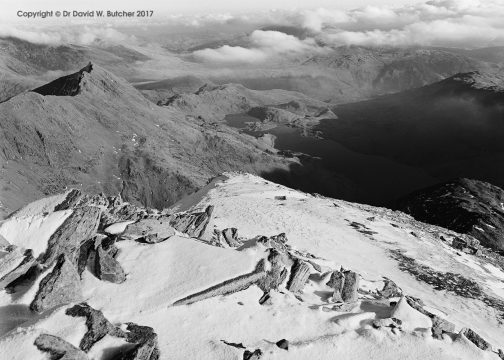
40;206;101;266
0;248;36;289
170;205;214;238
113;323;160;360
121;218;175;243
378;278;403;299
32;62;93;97
286;259;310;293
458;327;492;351
65;303;125;352
30;254;82;313
221;228;241;247
257;250;288;294
327;269;359;303
34;334;88;360
398;178;504;252
173;259;267;306
95;244;126;283
405;296;455;339
276;339;289;350
243;349;263;360
257;233;289;253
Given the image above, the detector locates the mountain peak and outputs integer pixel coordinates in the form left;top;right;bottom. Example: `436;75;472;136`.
32;62;94;96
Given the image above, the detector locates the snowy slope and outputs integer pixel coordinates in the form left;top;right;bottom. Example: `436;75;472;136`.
0;173;503;359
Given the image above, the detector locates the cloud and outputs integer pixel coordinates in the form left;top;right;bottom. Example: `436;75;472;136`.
301;0;504;47
0;24;134;45
193;30;325;64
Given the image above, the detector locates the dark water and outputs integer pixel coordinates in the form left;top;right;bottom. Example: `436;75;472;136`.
225;114;438;206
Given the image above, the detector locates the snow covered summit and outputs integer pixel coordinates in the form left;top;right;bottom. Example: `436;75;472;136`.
0;173;503;359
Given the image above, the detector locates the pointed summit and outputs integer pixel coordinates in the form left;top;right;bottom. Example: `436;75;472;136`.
32;62;94;96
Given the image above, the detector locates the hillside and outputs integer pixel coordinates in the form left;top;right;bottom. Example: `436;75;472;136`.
398;178;504;252
0;63;293;218
0;173;503;359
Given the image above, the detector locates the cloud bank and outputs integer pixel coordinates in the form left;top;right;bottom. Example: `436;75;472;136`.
1;0;503;51
193;30;326;64
0;24;134;46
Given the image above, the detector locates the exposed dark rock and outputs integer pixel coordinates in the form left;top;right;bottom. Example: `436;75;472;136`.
0;248;36;289
276;339;289;350
258;292;272;305
66;302;125;352
274;196;287;201
34;333;88;360
459;327;492;351
397;178;504;252
121;218;175;243
327;269;360;303
378;278;402;299
221;228;241;247
326;271;345;301
54;189;82;211
101;203;150;229
95;244;126;283
170;205;214;238
40;206;101;266
372;317;402;329
173;259;267;306
113;323;160;360
498;349;504;359
257;250;288;293
221;340;246;349
286;259;310;293
32;62;93;97
30;254;82;313
257;233;289;253
243;349;263;360
77;236;101;277
392;250;504;319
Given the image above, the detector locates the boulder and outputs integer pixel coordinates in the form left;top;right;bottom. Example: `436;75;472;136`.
40;206;101;266
379;278;402;299
169;205;214;238
257;250;288;293
256;233;289;253
121;218;175;243
221;228;241;247
326;271;345;301
276;339;289;350
0;248;36;289
459;328;492;351
243;349;263;360
34;334;88;360
327;269;360;303
286;259;310;293
66;303;125;352
95;244;126;283
30;254;82;313
112;323;160;360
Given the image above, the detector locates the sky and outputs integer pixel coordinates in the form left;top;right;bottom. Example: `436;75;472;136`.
1;0;503;49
